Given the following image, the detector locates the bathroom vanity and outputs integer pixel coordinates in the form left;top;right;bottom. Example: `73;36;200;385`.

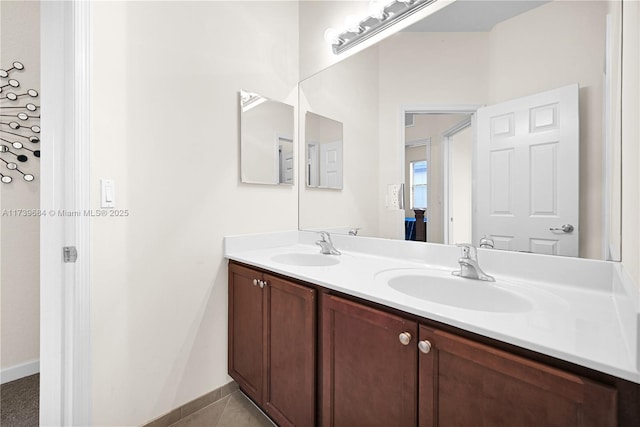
226;232;640;426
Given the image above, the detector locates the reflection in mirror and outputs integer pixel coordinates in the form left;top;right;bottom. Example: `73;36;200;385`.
404;112;473;244
240;90;294;185
298;0;622;260
305;112;343;189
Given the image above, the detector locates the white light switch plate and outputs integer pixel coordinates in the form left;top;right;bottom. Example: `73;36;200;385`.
101;179;115;208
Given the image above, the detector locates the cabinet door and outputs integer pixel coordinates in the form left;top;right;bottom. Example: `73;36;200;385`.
418;325;617;427
228;263;265;404
264;274;316;427
321;294;417;427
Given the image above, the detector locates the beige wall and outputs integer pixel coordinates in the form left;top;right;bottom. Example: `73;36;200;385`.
621;0;640;287
299;45;380;236
91;2;298;425
0;0;40;374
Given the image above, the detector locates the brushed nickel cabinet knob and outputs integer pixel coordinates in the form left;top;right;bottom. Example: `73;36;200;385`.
399;332;412;346
418;340;432;354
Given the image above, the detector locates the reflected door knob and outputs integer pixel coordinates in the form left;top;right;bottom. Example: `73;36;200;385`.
399;332;412;345
418;340;432;354
549;224;574;233
259;280;266;289
252;279;258;286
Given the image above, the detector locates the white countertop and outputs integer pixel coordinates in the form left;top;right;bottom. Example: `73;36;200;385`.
224;231;640;384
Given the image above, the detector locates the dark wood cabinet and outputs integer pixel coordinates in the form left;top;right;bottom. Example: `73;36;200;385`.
264;273;316;427
418;325;617;427
228;262;265;403
321;294;418;427
228;263;316;426
230;261;634;426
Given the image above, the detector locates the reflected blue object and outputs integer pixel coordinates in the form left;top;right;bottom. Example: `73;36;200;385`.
405;217;427;241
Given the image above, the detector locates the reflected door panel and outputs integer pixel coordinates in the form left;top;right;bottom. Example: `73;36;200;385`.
476;84;579;256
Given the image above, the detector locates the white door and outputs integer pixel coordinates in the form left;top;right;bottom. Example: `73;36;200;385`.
475;84;579;256
319;140;342;188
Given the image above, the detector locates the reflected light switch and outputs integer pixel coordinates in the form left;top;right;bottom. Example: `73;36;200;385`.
101;179;115;208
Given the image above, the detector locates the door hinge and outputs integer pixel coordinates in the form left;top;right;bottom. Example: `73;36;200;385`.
63;246;78;263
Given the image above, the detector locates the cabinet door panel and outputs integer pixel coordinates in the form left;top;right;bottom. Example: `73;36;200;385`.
322;294;417;427
264;274;316;427
228;263;265;404
419;325;617;427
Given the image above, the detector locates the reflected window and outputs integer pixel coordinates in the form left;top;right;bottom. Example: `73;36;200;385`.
410;160;427;209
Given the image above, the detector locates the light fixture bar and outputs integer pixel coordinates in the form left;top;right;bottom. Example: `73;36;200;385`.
332;0;439;55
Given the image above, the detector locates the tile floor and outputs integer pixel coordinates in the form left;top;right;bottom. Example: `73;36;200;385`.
169;391;275;427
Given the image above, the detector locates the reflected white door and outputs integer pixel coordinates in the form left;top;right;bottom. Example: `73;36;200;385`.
475;84;579;256
307;142;319;186
320;140;342;188
280;150;294;184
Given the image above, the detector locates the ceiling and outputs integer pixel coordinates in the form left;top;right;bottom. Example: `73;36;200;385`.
403;0;549;32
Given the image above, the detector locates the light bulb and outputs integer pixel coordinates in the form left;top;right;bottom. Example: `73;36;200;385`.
324;28;344;45
368;0;388;20
344;15;365;34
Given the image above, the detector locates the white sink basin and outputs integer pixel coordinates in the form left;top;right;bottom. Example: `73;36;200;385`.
377;269;533;313
271;253;340;267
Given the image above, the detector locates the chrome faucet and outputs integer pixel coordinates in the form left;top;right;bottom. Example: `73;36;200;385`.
452;244;494;282
316;232;341;255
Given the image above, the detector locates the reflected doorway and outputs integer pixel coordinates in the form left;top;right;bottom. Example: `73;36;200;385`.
402;110;474;244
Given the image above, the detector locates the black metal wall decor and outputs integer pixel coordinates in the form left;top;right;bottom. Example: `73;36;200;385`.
0;61;39;184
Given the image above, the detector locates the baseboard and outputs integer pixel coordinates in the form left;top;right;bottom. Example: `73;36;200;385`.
0;359;40;384
141;381;239;427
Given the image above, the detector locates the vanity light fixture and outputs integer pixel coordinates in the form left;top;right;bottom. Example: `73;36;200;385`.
326;0;438;55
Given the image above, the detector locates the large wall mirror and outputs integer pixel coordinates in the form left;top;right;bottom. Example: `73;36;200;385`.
240;90;295;185
298;0;622;261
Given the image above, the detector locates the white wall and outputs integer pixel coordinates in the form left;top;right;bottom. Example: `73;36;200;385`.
299;45;380;236
0;0;40;379
90;2;298;425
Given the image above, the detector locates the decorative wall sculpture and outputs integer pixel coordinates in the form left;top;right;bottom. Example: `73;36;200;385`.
0;61;40;183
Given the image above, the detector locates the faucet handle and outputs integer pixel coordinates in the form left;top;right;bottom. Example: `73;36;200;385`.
455;243;476;259
479;236;495;249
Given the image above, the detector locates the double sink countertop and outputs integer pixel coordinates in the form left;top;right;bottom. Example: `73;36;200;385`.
224;230;640;384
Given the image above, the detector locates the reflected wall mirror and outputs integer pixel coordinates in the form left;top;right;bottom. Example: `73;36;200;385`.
305;112;344;189
298;0;622;261
240;90;294;185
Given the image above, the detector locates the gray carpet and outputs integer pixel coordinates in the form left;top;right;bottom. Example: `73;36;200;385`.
0;374;39;427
